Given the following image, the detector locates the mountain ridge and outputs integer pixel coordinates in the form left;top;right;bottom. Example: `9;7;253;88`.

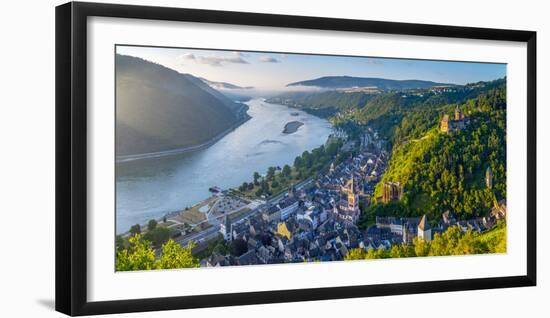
287;75;453;90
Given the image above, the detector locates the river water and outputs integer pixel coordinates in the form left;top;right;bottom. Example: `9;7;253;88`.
116;98;333;234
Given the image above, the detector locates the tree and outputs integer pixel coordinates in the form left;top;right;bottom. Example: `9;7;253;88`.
115;234;156;271
230;238;248;257
345;248;367;260
115;235;125;251
213;241;229;255
116;235;200;271
156;240;199;269
294;156;303;168
253;172;261;185
282;165;292;177
143;226;171;247
267;167;276;181
147;219;158;231
129;224;141;236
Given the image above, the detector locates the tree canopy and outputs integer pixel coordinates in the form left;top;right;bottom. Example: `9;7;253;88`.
346;221;506;261
116;234;199;271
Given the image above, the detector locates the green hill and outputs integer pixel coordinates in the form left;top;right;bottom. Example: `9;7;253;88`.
115;54;250;157
358;80;506;227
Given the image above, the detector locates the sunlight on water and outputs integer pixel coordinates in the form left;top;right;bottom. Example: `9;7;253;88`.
116;99;333;233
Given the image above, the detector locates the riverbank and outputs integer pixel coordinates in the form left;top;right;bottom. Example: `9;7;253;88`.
116;113;251;163
115;98;333;234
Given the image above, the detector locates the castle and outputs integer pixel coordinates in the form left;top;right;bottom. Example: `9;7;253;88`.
440;106;468;133
382;181;403;203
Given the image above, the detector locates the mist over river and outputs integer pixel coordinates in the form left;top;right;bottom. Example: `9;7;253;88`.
116;98;333;234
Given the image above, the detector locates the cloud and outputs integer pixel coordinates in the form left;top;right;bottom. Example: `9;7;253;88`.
179;52;248;66
259;56;281;63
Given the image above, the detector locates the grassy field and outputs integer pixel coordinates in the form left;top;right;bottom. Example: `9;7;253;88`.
173;197;217;225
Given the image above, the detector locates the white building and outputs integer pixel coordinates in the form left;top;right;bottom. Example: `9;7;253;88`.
417;215;432;241
278;197;299;220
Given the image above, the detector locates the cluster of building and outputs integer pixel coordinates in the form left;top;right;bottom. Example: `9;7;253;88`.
204;134;392;266
370;204;506;248
201;128;506;267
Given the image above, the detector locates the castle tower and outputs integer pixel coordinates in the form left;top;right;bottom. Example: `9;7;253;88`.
455;106;464;121
417;215;432;241
329;162;335;173
486;166;493;189
440;114;450;133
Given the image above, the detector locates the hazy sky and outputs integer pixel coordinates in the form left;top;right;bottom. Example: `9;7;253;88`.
116;45;506;90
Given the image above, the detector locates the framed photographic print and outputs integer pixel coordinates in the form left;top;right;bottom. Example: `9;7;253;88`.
55;1;536;316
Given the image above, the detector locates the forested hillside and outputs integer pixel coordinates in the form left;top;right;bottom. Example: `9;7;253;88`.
358;81;506;227
116;54;250;157
266;91;376;117
340;79;506;143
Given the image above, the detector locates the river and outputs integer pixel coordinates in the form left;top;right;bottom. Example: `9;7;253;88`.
116;98;333;234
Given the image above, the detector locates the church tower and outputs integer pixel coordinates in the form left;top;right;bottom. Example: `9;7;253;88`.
417;215;432;242
342;178;359;211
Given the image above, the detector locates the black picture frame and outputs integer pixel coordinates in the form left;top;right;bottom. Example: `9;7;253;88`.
55;1;537;316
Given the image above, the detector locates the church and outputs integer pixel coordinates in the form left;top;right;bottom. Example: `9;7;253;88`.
337;178;361;224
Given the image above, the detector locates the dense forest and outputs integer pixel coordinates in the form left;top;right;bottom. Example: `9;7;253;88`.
337;78;506;143
358;80;506;227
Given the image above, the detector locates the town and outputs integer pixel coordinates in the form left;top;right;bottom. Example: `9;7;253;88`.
156;124;506;267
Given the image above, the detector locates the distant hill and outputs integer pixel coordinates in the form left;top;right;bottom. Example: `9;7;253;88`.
199;77;253;90
266;90;377;118
116;54;250;158
287;76;452;90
